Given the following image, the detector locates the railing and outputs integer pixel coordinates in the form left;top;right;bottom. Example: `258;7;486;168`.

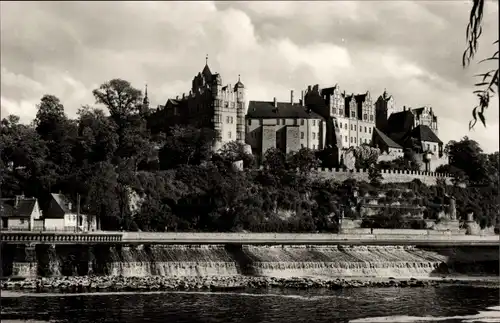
4;227;98;233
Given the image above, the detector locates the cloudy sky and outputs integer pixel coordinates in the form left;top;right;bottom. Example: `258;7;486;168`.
1;1;498;152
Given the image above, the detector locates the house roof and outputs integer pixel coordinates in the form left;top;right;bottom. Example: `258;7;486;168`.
202;63;212;77
320;85;338;96
247;101;323;119
387;110;414;134
374;128;402;149
409;125;442;144
354;94;367;104
51;193;74;214
0;198;36;218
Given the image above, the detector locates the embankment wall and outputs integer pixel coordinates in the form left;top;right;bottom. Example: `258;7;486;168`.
312;168;453;185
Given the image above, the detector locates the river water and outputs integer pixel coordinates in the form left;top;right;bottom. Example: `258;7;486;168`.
1;286;499;323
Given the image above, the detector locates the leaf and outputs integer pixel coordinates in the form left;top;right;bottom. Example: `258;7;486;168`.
478;112;486;127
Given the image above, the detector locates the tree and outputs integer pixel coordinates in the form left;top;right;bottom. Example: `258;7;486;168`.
463;0;498;128
287;148;320;174
92;79;153;168
217;140;254;169
92;79;143;119
159;125;216;169
445;137;490;184
262;148;287;173
34;94;66;138
354;144;380;169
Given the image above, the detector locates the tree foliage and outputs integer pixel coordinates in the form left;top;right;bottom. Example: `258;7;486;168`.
1;78;498;233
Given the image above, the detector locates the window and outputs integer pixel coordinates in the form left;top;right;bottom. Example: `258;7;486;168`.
433;145;437;152
354;137;357;143
333;108;337;115
351;111;355;118
313;133;316;139
313;144;316;150
369;127;371;134
354;125;357;131
294;119;298;125
340;122;342;128
345;123;347;130
350;124;353;131
350;137;353;143
228;131;232;139
345;136;348;142
301;132;304;139
248;119;251;126
364;126;367;133
370;115;374;122
300;119;304;125
226;116;230;123
301;144;304;148
282;119;286;125
427;144;430;150
313;120;316;126
363;114;367;120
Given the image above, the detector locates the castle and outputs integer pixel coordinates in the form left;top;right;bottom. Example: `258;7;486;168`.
154;60;447;171
152;57;246;151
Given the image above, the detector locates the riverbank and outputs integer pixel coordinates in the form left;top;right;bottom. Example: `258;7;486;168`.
3;275;499;294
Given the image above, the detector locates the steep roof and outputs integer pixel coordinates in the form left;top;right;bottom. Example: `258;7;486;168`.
409;125;442;144
320;85;338;96
247;101;323;119
374;128;402;149
0;198;36;218
354;94;367;104
412;107;425;115
51;193;74;213
202;64;212;77
387;110;414;134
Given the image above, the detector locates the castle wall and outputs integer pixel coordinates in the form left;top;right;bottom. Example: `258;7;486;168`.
261;125;277;155
312;168;453;185
285;126;301;154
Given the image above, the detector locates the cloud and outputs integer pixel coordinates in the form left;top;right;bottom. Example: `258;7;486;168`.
0;1;498;152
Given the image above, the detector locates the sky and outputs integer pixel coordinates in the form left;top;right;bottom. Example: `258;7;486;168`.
1;1;499;152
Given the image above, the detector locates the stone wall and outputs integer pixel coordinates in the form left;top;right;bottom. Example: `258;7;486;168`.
313;168;452;185
121;232;498;243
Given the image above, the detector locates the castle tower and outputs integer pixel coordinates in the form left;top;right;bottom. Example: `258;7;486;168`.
234;74;245;143
142;84;150;114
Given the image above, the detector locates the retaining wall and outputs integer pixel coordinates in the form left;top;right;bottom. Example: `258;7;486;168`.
121;232;498;244
313;168;452;185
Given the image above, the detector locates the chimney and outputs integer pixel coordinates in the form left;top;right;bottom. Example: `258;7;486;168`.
182;93;185;99
308;85;312;92
301;90;305;105
14;194;24;207
290;90;294;105
403;106;406;111
273;97;277;108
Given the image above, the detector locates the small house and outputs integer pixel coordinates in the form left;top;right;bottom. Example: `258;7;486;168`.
43;193;97;232
0;195;43;231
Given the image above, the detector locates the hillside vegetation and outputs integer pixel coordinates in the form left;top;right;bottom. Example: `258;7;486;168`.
1;79;498;232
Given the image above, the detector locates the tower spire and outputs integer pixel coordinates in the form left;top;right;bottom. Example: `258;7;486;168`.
142;83;150;112
238;74;241;82
205;54;208;66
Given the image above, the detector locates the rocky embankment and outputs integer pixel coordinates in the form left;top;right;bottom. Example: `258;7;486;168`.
3;275;499;293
